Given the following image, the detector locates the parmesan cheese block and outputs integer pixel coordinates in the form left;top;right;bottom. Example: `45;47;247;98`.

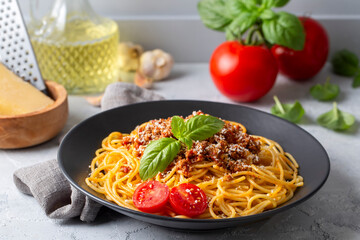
0;63;54;116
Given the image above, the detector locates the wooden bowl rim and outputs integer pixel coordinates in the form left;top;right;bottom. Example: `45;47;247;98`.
0;80;67;120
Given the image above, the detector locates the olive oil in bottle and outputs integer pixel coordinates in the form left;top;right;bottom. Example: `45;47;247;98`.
29;0;119;94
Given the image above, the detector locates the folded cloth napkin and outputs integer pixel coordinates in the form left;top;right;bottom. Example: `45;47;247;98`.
13;82;164;222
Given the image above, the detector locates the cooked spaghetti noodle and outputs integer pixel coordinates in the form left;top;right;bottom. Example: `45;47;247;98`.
85;111;303;219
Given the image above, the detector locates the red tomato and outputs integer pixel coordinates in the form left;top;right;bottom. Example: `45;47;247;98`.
169;183;207;217
210;41;278;102
271;17;329;81
133;181;169;213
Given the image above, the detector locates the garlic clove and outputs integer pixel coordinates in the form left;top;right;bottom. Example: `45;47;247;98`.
134;70;153;89
139;49;174;81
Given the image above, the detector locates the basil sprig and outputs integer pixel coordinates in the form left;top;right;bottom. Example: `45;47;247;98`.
331;49;360;88
139;115;224;180
332;49;359;77
317;102;355;131
198;0;305;50
271;96;305;123
310;78;340;101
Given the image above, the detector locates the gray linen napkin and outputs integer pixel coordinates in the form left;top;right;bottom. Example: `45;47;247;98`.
13;82;164;222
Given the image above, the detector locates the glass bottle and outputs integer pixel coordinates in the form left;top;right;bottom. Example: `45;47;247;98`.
28;0;119;94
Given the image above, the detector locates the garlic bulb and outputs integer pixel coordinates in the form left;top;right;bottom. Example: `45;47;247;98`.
139;49;173;81
118;42;143;71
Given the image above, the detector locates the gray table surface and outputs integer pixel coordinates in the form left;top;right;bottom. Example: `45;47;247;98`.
1;63;359;239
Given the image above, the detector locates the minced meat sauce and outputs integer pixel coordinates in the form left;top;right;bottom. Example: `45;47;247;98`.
121;111;261;177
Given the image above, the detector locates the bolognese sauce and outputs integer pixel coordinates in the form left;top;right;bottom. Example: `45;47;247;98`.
121;111;262;177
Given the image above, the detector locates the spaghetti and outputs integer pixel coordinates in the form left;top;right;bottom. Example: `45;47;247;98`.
85;111;303;219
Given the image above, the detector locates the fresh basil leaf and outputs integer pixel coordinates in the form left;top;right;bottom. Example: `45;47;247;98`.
198;0;232;31
310;78;340;101
259;9;276;20
261;0;289;8
241;0;259;10
353;72;360;88
225;12;258;40
274;0;289;7
226;0;248;18
139;138;181;180
184;115;224;141
331;49;359;77
179;137;193;149
262;11;305;50
171;116;186;139
271;96;305;123
317;102;355;131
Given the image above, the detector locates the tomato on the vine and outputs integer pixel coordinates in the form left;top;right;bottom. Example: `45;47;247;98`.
271;17;329;81
210;41;278;102
133;181;169;213
169;183;207;217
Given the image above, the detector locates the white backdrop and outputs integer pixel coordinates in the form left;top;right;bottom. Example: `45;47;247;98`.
18;0;360;17
18;0;360;62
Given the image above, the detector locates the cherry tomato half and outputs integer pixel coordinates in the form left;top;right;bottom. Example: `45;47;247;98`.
169;183;207;217
133;181;169;213
210;41;278;102
271;17;329;81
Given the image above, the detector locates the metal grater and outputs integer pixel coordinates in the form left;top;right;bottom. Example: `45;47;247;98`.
0;0;48;95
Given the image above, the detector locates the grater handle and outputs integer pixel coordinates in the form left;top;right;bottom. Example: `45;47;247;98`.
0;0;49;96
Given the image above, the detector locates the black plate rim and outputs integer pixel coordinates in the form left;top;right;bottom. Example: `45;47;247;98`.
58;99;330;223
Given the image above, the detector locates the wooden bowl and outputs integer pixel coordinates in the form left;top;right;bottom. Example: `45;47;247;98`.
0;81;68;149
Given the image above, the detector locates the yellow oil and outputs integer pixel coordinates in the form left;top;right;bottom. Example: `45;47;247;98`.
30;18;119;94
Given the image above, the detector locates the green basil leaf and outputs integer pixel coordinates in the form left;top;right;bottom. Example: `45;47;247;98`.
225;12;258;40
171;116;186;139
310;78;340;101
262;11;305;50
271;96;305;123
198;0;232;31
353;72;360;88
226;0;248;17
259;9;276;20
179;137;193;149
241;0;259;10
139;138;181;180
331;49;359;77
264;0;289;7
317;102;355;131
184;115;225;141
274;0;289;7
226;0;259;17
261;0;289;8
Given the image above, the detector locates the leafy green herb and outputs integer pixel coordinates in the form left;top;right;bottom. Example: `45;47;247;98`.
139;114;225;180
198;0;305;50
331;49;360;88
310;77;340;101
197;0;232;31
331;49;359;77
171;116;186;139
225;12;258;40
353;73;360;88
317;102;355;131
271;96;305;123
139;138;181;180
261;11;305;50
182;115;225;141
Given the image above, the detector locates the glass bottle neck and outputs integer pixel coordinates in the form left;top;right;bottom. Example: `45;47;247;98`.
51;0;96;17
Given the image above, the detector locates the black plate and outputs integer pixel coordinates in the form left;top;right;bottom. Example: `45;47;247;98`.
58;100;330;230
